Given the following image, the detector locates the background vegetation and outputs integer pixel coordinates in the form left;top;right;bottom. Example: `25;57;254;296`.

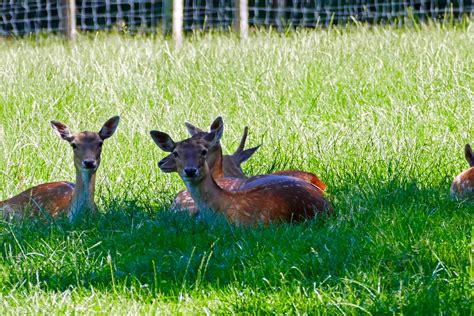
0;24;472;313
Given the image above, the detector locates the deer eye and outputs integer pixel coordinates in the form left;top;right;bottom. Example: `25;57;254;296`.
71;143;78;150
172;152;179;158
201;149;208;156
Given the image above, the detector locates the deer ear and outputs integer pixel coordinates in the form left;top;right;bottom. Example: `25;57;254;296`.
99;116;120;140
150;130;176;152
185;122;205;136
465;144;474;167
51;120;74;142
158;154;178;173
203;130;222;147
209;116;224;141
234;145;260;165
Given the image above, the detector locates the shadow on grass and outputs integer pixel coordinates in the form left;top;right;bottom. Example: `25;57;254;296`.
0;179;471;312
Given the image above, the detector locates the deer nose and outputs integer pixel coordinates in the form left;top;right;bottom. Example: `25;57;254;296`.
82;159;97;169
184;167;198;177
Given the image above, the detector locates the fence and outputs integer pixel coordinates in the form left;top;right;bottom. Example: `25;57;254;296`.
1;0;472;42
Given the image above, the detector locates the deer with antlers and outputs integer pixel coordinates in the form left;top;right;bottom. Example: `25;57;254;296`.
450;144;474;199
0;116;120;222
150;118;332;225
158;117;327;215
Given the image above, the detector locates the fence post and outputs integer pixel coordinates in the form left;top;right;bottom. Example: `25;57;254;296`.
63;0;76;41
276;0;286;31
173;0;184;48
233;0;249;39
162;0;172;36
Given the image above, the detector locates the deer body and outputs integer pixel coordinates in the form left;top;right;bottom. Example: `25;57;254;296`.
262;170;326;191
0;182;75;221
150;121;332;225
173;170;327;215
184;173;330;225
0;117;119;222
451;144;474;199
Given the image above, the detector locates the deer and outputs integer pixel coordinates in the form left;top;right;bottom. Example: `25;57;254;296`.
450;144;474;199
150;124;332;225
0;116;120;222
158;118;260;215
158;117;327;215
183;120;327;191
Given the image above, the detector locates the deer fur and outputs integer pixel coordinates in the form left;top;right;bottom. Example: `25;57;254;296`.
451;144;474;199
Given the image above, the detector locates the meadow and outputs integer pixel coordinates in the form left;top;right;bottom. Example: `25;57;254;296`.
0;24;472;313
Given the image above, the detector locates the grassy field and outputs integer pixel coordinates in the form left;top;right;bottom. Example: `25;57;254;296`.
0;24;472;314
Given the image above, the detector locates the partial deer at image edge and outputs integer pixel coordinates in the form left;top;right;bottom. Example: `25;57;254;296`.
451;144;474;199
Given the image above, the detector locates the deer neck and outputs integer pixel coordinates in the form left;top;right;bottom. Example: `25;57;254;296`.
183;171;231;215
69;168;97;221
209;147;225;179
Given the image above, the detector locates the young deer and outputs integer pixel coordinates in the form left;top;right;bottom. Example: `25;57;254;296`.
159;118;326;215
182;120;326;191
158;118;259;214
0;116;120;222
150;129;332;225
450;144;474;199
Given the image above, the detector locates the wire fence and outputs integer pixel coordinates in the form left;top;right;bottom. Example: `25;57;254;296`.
0;0;472;37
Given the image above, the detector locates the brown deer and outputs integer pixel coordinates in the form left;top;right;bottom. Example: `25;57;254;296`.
0;116;120;222
159;118;327;215
158;118;259;215
450;144;474;199
184;120;327;190
150;127;332;225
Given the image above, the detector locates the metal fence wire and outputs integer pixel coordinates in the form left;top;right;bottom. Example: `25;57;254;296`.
1;0;472;36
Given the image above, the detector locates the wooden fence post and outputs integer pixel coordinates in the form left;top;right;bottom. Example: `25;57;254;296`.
276;0;286;32
63;0;76;41
233;0;249;39
162;0;172;36
173;0;184;48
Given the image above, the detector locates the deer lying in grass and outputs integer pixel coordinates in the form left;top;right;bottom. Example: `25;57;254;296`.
150;125;332;225
158;119;259;214
158;117;327;215
0;116;120;222
184;120;327;190
450;144;474;199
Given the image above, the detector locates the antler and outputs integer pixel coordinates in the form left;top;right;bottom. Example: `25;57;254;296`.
234;126;249;155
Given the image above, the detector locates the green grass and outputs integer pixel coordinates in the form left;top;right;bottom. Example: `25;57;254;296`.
0;24;473;313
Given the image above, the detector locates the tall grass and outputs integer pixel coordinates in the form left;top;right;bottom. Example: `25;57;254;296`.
0;24;472;313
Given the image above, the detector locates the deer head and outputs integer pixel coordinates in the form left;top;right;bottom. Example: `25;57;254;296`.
150;129;221;183
157;117;260;178
157;117;224;176
51;116;120;172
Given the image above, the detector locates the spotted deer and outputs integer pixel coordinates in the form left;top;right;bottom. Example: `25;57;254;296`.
183;120;327;190
158;118;258;214
150;127;332;225
159;118;327;215
0;116;120;222
450;144;474;199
